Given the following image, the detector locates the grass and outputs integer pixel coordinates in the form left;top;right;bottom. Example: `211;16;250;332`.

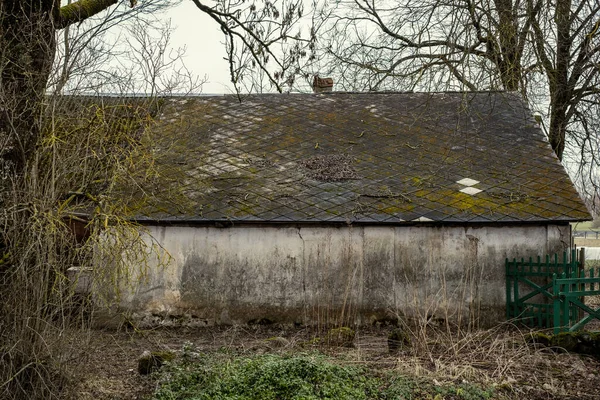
152;350;496;400
572;221;600;232
144;321;600;400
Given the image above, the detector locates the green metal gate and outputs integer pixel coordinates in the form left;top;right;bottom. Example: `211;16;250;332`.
553;268;600;333
506;249;600;332
506;251;579;329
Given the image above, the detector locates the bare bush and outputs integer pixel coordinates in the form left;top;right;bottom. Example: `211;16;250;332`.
0;6;199;398
0;0;314;395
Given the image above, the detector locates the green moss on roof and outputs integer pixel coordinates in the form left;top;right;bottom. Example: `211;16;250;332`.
135;92;590;224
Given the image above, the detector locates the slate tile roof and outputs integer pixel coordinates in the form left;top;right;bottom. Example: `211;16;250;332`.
142;91;590;224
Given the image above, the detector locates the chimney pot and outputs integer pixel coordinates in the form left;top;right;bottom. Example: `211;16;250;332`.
313;75;333;93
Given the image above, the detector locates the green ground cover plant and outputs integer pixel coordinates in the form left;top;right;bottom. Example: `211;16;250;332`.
152;349;496;400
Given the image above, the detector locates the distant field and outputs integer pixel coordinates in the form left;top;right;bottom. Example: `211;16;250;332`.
572;221;600;231
575;238;600;249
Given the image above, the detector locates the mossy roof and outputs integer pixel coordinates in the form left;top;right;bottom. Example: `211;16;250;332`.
141;91;591;224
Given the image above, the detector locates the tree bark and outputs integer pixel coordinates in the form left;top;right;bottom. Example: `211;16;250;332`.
0;1;56;173
494;0;522;92
548;0;572;160
0;0;122;174
56;0;118;29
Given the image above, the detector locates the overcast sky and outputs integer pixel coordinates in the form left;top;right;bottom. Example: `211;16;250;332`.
165;2;234;94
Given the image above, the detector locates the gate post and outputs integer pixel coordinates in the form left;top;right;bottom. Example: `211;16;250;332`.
578;248;585;321
553;273;560;334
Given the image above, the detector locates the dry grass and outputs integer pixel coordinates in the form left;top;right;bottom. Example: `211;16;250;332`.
397;327;538;380
63;323;600;400
381;322;599;399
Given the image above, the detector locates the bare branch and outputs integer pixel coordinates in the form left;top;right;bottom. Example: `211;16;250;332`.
56;0;119;29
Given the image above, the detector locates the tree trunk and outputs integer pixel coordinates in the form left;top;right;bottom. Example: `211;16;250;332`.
0;1;57;174
548;0;572;161
495;0;522;92
549;100;568;160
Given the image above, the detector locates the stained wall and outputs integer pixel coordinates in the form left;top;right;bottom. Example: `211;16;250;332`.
117;223;571;327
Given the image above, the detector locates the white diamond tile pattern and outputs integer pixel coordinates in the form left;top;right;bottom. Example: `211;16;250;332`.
460;187;483;195
456;178;480;186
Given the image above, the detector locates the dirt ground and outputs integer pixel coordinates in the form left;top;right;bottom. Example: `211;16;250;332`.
63;324;600;400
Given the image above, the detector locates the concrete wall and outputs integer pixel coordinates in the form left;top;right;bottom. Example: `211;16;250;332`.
116;223;570;327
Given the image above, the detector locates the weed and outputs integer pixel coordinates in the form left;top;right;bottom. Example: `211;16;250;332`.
154;352;376;399
152;348;496;400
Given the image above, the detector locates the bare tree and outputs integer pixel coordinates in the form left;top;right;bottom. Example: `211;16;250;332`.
313;0;600;206
0;0;136;174
0;1;316;396
49;0;179;94
1;0;312;174
192;0;317;93
0;8;204;396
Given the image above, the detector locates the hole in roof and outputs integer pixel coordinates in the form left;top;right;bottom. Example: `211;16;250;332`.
299;154;360;182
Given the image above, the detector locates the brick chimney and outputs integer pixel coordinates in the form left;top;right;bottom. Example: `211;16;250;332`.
312;75;333;93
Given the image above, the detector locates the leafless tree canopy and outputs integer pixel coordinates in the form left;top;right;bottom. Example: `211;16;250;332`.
191;0;316;94
309;0;599;209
